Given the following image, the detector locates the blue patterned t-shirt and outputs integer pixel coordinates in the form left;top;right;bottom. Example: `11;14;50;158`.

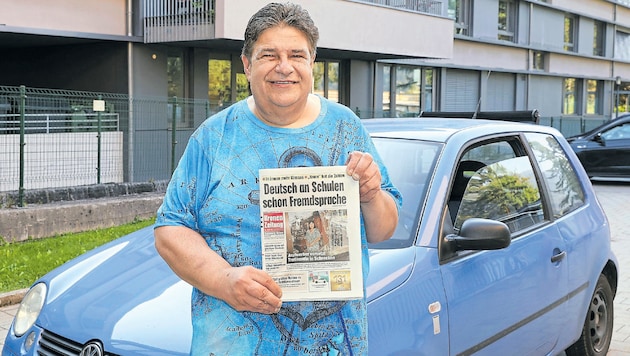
155;96;401;355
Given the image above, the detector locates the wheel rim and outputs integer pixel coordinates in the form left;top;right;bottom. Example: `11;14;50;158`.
588;289;609;352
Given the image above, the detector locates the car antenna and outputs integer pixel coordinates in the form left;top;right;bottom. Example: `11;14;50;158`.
472;70;492;119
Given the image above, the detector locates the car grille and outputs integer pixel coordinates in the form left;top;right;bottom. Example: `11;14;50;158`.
37;330;118;356
37;330;82;356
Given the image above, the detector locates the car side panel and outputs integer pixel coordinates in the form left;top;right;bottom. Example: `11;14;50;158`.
441;223;569;355
577;139;630;177
554;200;613;348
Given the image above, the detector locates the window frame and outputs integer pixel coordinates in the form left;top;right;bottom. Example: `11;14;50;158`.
498;0;517;42
562;78;579;115
313;60;340;103
593;20;606;57
564;14;578;52
450;0;473;36
586;79;603;115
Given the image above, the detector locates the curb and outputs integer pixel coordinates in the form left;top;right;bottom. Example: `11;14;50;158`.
0;289;28;308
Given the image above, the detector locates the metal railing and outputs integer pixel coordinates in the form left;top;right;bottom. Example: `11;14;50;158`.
0;113;119;134
143;0;215;43
353;0;446;16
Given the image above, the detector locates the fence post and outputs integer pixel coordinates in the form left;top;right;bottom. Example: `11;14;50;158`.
171;97;178;175
18;85;26;207
96;95;103;184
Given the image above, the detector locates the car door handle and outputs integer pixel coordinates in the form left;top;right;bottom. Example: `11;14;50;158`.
551;250;566;263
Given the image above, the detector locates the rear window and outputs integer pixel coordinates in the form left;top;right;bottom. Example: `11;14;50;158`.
525;133;585;217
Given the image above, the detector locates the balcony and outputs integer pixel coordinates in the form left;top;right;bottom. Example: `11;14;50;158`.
144;0;214;43
354;0;446;16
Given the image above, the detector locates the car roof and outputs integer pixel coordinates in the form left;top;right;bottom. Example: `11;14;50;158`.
362;117;550;142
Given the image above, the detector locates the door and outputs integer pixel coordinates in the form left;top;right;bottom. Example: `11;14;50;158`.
441;138;569;355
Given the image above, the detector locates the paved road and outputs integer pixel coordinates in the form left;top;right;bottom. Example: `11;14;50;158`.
1;182;629;354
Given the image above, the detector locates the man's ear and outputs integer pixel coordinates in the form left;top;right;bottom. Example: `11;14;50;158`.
241;54;252;79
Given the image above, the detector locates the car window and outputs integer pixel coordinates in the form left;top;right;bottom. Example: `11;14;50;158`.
454;156;544;234
525;132;585;217
372;137;441;249
601;122;630;140
449;139;545;235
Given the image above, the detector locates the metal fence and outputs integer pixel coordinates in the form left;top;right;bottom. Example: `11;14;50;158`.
0;85;615;206
0;85;217;206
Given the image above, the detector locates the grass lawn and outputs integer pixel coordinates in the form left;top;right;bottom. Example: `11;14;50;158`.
0;218;155;294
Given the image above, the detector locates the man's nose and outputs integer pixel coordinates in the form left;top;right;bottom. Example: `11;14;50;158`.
275;56;294;74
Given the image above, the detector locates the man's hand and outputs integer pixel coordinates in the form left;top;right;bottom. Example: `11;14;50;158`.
344;151;399;243
216;265;283;314
345;151;381;203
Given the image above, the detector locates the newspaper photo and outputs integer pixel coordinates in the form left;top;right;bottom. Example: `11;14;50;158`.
259;165;363;301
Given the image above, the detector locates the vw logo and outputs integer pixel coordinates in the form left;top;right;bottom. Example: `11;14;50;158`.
79;341;104;356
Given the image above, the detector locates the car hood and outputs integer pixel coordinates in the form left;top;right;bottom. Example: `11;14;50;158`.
36;226;192;355
32;227;415;355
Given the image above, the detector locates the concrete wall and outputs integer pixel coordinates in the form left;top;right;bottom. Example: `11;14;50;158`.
0;181;167;243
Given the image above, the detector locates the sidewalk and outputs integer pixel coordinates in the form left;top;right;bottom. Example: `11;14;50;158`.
1;182;629;353
597;181;630;355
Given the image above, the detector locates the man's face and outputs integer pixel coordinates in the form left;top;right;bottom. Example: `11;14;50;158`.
242;25;315;114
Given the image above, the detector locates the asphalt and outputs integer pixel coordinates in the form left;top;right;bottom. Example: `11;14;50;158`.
1;181;630;354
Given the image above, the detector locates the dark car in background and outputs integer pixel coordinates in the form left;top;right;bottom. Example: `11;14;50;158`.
567;114;630;179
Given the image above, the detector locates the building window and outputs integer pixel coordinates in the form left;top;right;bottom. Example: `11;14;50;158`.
381;65;435;118
208;57;249;112
498;0;517;42
168;49;195;128
168;50;185;99
563;78;578;115
586;80;602;115
615;31;630;61
423;69;434;112
382;65;392;117
449;0;472;36
313;60;340;102
564;14;578;52
593;21;605;57
396;66;421;117
532;51;546;71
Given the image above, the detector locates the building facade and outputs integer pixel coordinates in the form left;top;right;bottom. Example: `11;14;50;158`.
0;0;629;189
2;0;629;121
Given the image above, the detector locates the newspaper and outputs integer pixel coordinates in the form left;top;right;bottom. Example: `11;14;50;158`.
259;165;363;301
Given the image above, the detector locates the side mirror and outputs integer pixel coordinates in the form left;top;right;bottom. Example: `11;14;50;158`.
594;133;604;144
446;218;511;251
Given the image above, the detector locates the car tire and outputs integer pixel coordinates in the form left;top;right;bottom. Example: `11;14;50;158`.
565;274;614;356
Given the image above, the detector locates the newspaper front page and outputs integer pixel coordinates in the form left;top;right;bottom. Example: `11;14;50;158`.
259;166;363;301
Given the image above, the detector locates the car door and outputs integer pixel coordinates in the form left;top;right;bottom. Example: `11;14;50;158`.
580;121;630;176
440;137;569;355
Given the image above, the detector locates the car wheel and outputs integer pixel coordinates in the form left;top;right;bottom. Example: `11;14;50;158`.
565;274;614;356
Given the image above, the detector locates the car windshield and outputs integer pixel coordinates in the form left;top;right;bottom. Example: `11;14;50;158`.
370;137;441;249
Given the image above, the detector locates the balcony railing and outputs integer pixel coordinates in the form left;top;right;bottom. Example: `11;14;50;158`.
353;0;446;16
144;0;214;43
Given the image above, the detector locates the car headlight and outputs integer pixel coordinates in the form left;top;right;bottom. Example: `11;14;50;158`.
13;283;47;336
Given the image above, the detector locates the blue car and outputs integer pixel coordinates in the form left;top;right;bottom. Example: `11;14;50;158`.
3;118;618;355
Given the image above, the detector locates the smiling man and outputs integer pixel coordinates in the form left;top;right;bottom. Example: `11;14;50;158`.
154;3;401;355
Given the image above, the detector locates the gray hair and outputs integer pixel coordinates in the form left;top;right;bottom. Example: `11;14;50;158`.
242;2;319;60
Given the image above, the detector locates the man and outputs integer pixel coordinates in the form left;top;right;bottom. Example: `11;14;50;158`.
154;3;401;354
